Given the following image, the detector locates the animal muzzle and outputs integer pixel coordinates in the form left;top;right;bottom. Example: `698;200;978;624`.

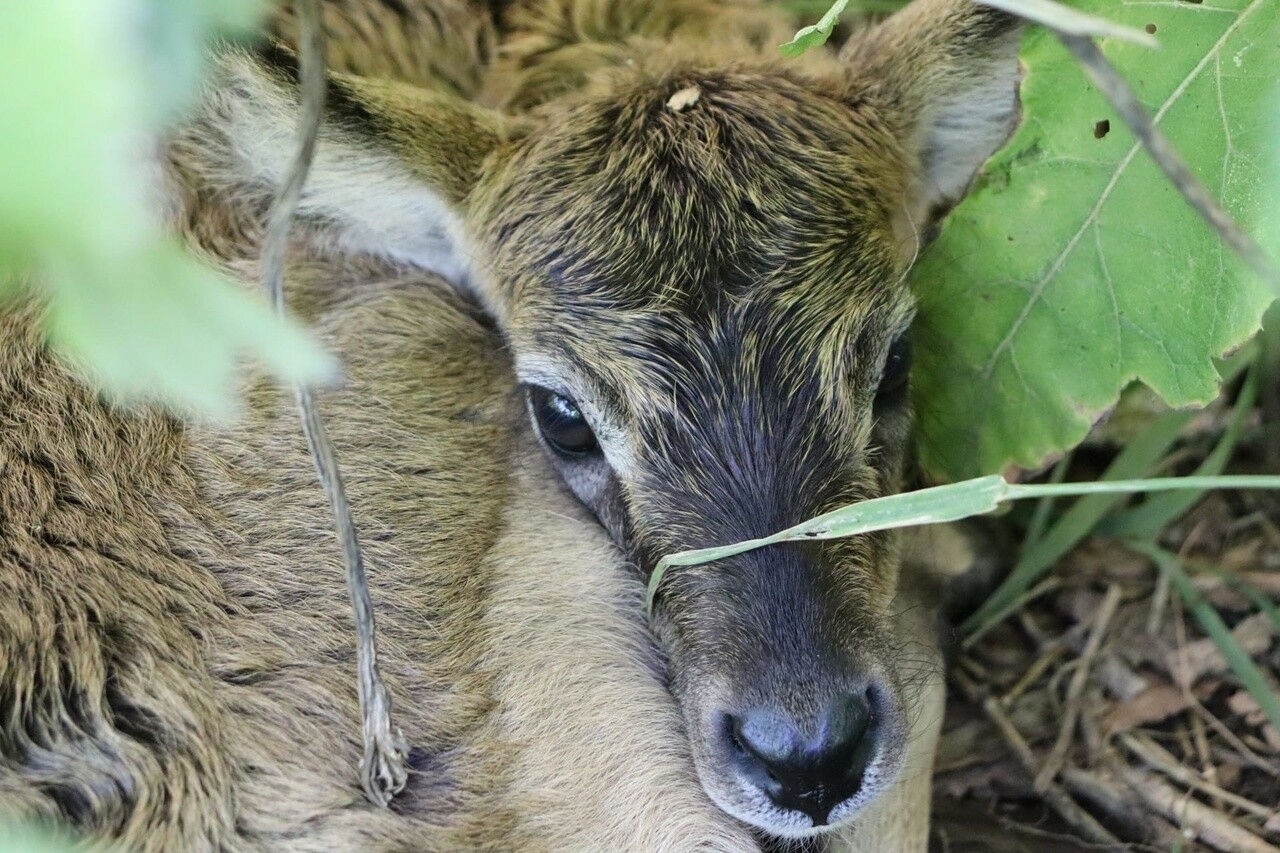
694;668;906;837
724;685;881;826
649;535;909;835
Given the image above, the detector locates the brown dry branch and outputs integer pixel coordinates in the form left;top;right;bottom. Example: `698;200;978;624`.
1059;765;1183;848
1119;734;1279;827
1116;764;1280;853
982;696;1123;846
1037;585;1124;790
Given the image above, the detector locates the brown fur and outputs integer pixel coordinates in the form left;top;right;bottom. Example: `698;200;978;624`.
0;265;763;850
1;0;1022;848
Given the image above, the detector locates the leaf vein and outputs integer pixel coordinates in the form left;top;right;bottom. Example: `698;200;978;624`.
981;0;1264;382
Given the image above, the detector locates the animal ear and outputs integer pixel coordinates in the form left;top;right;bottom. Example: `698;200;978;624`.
190;44;506;281
842;0;1023;228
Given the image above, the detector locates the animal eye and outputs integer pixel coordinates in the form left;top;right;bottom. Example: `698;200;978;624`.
527;386;600;457
875;335;913;401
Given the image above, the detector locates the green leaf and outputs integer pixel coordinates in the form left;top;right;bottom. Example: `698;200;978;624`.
780;0;850;56
0;0;332;418
44;243;336;421
974;0;1156;47
140;0;270;126
0;822;79;853
1100;365;1257;538
911;0;1280;480
961;348;1257;635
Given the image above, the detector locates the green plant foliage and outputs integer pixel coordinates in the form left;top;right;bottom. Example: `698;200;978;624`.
1128;542;1280;732
911;0;1279;480
0;823;77;853
0;0;334;420
648;471;1280;609
780;0;851;55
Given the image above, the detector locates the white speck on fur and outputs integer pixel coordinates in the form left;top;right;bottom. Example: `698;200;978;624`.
666;86;701;113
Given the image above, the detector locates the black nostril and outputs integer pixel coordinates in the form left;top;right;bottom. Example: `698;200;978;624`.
725;690;877;826
827;691;873;755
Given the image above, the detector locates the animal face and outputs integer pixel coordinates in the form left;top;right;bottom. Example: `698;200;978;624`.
471;69;921;824
203;0;1021;836
471;68;920;832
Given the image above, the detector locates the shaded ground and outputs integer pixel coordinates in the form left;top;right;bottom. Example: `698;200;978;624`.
930;378;1280;851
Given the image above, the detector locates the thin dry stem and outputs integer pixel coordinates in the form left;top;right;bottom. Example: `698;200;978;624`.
963;576;1062;650
1060;764;1184;848
1003;643;1068;705
259;0;407;807
982;696;1122;846
1120;734;1279;825
1036;584;1123;790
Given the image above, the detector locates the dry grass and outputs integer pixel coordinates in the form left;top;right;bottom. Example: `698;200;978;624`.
931;380;1280;851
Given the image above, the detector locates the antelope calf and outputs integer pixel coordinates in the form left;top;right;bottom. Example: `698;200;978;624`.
0;0;1021;848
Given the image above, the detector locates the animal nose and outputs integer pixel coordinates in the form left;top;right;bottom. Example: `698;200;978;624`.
726;690;876;826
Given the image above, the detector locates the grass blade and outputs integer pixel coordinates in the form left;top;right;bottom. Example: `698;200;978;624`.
1127;541;1280;733
960;408;1193;634
648;472;1280;613
1101;367;1258;539
647;475;1008;610
1021;451;1071;551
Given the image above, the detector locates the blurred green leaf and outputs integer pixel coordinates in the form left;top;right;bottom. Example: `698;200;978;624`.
140;0;270;125
0;823;78;853
780;0;850;56
0;0;333;419
45;243;335;419
912;0;1280;480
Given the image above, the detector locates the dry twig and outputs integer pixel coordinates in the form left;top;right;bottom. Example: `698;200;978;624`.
1037;584;1123;790
1060;765;1183;848
1116;764;1280;853
982;696;1123;846
1119;734;1279;826
1004;643;1068;705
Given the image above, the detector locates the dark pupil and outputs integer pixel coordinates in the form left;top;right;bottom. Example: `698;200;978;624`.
529;386;599;456
876;335;913;399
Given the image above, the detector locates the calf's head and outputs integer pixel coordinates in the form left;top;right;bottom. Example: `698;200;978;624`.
204;0;1020;836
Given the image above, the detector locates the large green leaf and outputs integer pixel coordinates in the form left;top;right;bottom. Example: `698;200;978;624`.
911;0;1279;480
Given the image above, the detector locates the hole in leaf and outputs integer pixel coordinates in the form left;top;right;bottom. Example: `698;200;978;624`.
1094;120;1111;139
1145;23;1158;33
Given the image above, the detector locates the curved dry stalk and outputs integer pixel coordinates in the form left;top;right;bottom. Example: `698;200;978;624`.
1035;584;1123;790
258;0;407;807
